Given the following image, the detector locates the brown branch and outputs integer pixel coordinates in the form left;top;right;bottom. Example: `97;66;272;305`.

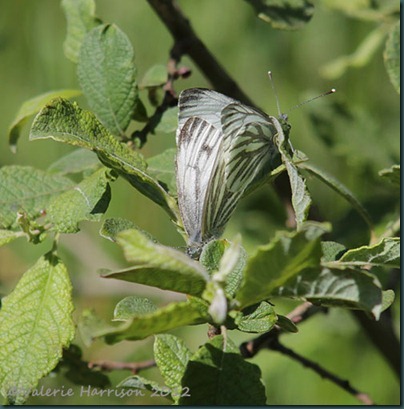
131;90;177;146
241;302;375;405
147;0;254;106
269;337;375;405
88;359;156;374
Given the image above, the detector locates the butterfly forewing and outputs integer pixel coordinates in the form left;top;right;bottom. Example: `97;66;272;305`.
176;117;223;245
221;104;281;192
177;89;236;140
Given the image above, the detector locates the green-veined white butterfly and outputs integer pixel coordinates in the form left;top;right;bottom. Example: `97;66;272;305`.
176;88;291;251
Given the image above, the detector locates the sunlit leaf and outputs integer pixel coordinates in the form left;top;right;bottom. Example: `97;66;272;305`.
30;98;179;221
337;237;400;268
48;149;101;175
113;296;157;321
154;334;191;402
8;89;81;152
102;301;209;343
77;24;138;135
102;228;209;296
379;164;400;188
47;168;111;233
0;166;74;229
61;0;102;63
0;252;74;404
236;223;327;308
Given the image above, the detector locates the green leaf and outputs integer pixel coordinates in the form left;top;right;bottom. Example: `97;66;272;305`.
381;289;395;312
276;314;298;333
154;106;179;134
0;230;25;247
203;238;246;324
274;128;311;227
200;239;247;297
47;168;111;233
285;159;311;227
0;252;74;404
0;166;74;229
273;266;383;319
77;24;138;136
179;335;266;405
77;309;117;347
99;217;139;242
235;301;277;333
379;164;400;188
30;99;144;166
118;375;164;395
113;296;157;321
384;21;400;94
236;223;327;308
321;241;346;262
320;25;388;79
140;64;167;88
8;89;81;152
300;162;373;229
337;237;400;269
61;0;102;63
102;229;209;296
245;0;314;30
30;98;179;221
146;148;176;194
154;334;191;400
48;149;101;175
102;300;209;344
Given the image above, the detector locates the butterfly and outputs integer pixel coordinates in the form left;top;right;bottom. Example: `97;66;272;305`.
175;88;291;251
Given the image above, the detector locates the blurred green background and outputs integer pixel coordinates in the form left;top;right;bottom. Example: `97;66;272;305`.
0;0;399;405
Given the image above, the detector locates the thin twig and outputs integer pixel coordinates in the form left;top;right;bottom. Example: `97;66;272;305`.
88;359;156;374
147;0;254;105
241;302;375;405
132;90;177;146
269;337;375;405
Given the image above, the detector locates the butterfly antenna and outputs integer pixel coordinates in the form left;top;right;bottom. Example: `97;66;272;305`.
287;88;336;114
268;71;282;118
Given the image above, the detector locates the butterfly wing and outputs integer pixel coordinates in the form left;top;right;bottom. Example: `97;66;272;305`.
221;104;281;193
176;116;223;245
176;88;290;247
177;88;237;141
202;155;244;241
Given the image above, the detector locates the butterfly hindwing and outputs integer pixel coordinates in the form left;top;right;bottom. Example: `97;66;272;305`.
176;117;223;245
